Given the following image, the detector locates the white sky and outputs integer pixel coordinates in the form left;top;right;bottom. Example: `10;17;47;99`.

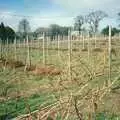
0;0;119;31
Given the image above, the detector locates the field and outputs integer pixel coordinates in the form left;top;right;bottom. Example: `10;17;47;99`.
0;35;120;120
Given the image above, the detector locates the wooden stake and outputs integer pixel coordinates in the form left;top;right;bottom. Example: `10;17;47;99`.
88;32;90;61
119;32;120;41
19;39;21;48
23;38;25;48
82;34;85;49
6;37;9;58
94;34;97;49
24;35;31;71
68;29;72;81
0;38;2;58
31;36;33;49
46;36;49;64
43;32;45;65
38;36;40;49
58;35;60;57
108;25;112;85
27;35;31;66
14;37;17;61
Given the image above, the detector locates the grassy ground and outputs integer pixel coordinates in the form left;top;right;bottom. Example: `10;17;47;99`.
0;38;120;119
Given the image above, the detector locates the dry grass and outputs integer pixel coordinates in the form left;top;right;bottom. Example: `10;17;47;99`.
0;37;120;119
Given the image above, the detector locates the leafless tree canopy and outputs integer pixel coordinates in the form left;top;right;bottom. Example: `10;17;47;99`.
86;10;108;34
118;12;120;27
18;19;31;37
74;15;85;35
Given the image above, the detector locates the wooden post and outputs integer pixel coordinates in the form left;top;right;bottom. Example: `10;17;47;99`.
119;32;120;41
38;36;40;50
94;34;97;49
43;32;45;65
68;29;71;80
31;36;33;49
88;32;90;61
0;38;2;58
6;37;9;58
24;35;31;71
19;39;21;48
30;38;33;62
14;36;17;61
46;36;49;64
108;25;112;85
38;36;41;59
27;35;31;66
58;35;60;57
82;33;85;50
70;30;72;54
55;33;58;50
24;38;26;48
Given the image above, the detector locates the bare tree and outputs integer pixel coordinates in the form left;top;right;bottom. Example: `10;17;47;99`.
74;15;84;35
118;12;120;27
86;10;108;34
18;19;31;39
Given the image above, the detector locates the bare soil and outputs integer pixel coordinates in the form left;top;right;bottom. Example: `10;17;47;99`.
27;65;61;76
0;58;24;68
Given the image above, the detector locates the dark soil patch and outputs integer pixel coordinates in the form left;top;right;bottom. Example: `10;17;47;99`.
72;48;79;51
26;65;36;71
81;48;88;52
111;42;117;45
100;42;107;46
27;65;61;76
17;46;81;52
30;47;69;51
92;48;103;52
111;48;117;56
0;58;24;68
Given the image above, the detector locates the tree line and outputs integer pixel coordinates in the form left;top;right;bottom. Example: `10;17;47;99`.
0;22;15;44
0;10;120;43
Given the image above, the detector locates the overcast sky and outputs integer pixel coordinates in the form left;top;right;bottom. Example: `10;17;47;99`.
0;0;119;31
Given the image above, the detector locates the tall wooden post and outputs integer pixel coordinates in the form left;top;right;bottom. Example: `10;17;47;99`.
6;37;9;58
27;35;31;66
68;29;72;81
88;32;90;61
24;38;26;48
24;35;31;71
58;35;60;57
119;32;120;41
19;39;21;48
108;25;112;85
46;36;49;64
14;36;17;61
0;38;2;58
94;34;97;49
82;33;85;49
31;36;33;49
43;32;45;65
